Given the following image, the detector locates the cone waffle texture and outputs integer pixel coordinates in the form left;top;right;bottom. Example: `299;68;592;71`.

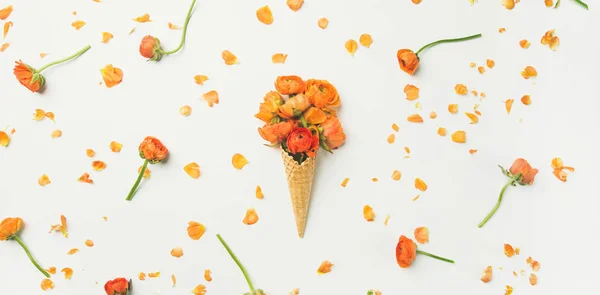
281;148;316;238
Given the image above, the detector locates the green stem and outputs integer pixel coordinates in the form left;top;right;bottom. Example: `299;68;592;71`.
478;177;515;228
417;250;455;264
161;0;197;55
300;115;308;128
415;34;482;56
37;45;91;73
13;235;50;278
573;0;588;9
126;159;148;201
216;234;255;293
555;0;561;8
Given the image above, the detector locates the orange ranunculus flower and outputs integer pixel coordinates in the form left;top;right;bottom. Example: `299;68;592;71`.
104;278;131;295
321;116;346;150
138;136;168;163
278;94;310;119
305;79;340;109
139;35;163;61
255;91;284;123
0;217;23;240
258;121;295;144
274;75;305;95
287;127;318;157
509;158;539;185
397;49;420;75
396;235;417;268
304;107;327;124
14;60;44;92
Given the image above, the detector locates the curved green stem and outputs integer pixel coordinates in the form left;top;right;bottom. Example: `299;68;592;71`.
161;0;197;55
554;0;561;8
216;234;255;293
416;250;455;264
415;34;482;56
574;0;588;9
478;177;515;228
37;45;91;73
126;159;148;201
300;115;308;128
13;235;50;278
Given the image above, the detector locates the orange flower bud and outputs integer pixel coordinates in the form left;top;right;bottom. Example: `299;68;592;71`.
0;217;23;240
509;158;538;185
396;235;417;268
138;136;168;163
139;35;163;61
278;94;310;119
13;60;44;92
104;278;131;295
397;49;419;75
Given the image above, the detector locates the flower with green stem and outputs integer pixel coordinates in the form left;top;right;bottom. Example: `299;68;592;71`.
0;217;50;278
126;136;168;201
555;0;589;9
397;33;482;75
396;235;454;268
216;234;265;295
138;0;197;61
13;45;91;92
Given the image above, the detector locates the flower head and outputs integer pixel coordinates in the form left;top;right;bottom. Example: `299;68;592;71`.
104;278;131;295
320;116;346;150
286;127;319;157
274;75;305;95
258;121;295;144
395;235;417;268
305;79;340;109
509;158;539;185
0;217;23;241
278;94;310;119
255;91;284;123
139;35;163;61
14;61;44;92
138;136;168;163
397;49;419;75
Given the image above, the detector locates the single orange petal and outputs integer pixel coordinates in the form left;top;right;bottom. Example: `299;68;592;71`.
272;53;288;64
33;109;46;121
168;22;181;30
84;239;94;247
478;66;486;74
392;123;399;132
481;266;493;283
187;221;206;240
521;66;538;79
203;90;219;107
414;227;429;244
255;185;264;199
515;247;520;255
100;64;124;88
287;0;304;11
171;246;184;258
486;59;495;69
469;149;478;154
404;84;419;101
345;39;358;56
359;34;373;48
78;172;93;184
0;42;10;52
545;0;553;6
451;131;466;143
384;215;390;226
41;279;54;291
448;104;458;114
192;285;207;295
194;75;209;85
437;127;447;137
204;269;212;282
465;112;479;124
61;267;73;279
72;20;86;30
387;134;395;144
504;243;515;257
38;174;51;186
0;5;13;20
138;165;150;178
469;62;476;68
148;272;160;278
67;248;79;255
110;141;123;152
407;114;423;123
505;285;514;295
317;260;333;275
51;129;62;138
392;170;401;181
454;84;468;95
256;6;274;25
412;0;422;3
101;32;113;43
531;260;540;271
317;17;329;29
184;162;201;179
3;21;12;39
529;273;538;286
521;95;531;105
0;131;10;147
40;53;48;58
133;13;151;23
171;274;177;287
341;178;349;187
242;208;259;225
505;99;514;114
429;111;437;119
44;112;55;121
549;36;560;51
232;153;248;170
414;178;428;191
180;105;192;116
139;272;146;280
46;267;57;275
503;0;516;10
520;39;530;49
471;90;478;96
551;157;564;169
412;195;420;201
363;205;375;222
92;160;106;171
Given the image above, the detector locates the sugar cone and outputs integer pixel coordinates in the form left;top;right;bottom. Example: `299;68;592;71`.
281;148;316;238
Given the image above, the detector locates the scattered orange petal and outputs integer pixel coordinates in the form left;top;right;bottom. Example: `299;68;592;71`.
429;112;437;119
203;90;219;107
359;34;373;48
448;104;458;114
478;66;485;74
148;272;160;278
103;216;108;221
183;162;201;179
387;134;395;144
0;42;10;52
204;269;212;281
341;178;349;187
481;266;493;283
505;285;513;295
129;27;136;35
531;260;540;271
0;5;13;20
179;105;192;116
414;178;428;191
187;221;206;240
504;244;515;257
100;64;123;88
51;129;62;138
384;214;390;226
412;195;420;201
471;90;478;96
505;99;514;114
486;59;495;69
469;62;476;68
437;127;447;137
44;112;55;121
110;141;123;152
102;32;113;43
391;123;399;132
521;95;531;105
49;215;68;237
41;279;54;291
404;146;410;154
256;6;274;25
33;109;46;121
67;248;79;255
317;260;333;275
0;131;10;147
255;185;264;199
345;39;358;56
515;247;520;255
243;208;259;225
469;149;478;154
414;227;429;244
545;0;553;6
521;66;538;79
391;170;401;181
133;14;151;23
451;131;466;143
46;267;57;275
72;21;86;30
38;174;51;186
372;178;378;182
502;0;516;10
272;53;288;64
404;84;419;101
194;75;209;85
139;272;146;280
287;0;304;11
520;39;530;49
171;246;184;258
232;153;248;169
92;161;106;171
317;18;329;29
40;53;48;58
171;274;176;287
85;239;94;247
480;92;486;98
139;165;151;178
407;114;423;123
4;21;12;39
454;84;468;95
168;22;181;30
465;112;479;124
61;267;73;279
541;29;560;51
192;285;207;295
363;205;375;222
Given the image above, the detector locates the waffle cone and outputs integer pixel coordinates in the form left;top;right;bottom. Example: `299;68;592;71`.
281;148;316;238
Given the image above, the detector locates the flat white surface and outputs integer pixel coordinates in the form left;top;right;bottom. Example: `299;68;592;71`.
1;0;599;294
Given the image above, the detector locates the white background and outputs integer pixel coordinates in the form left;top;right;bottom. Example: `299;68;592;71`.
1;0;599;294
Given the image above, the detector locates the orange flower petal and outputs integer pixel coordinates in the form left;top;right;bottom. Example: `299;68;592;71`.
451;131;466;143
67;248;79;255
317;18;329;29
486;59;495;69
287;0;304;11
414;178;428;191
44;112;55;121
437;127;447;137
242;208;259;225
407;114;423;123
371;178;378;182
345;39;358;56
171;274;176;287
72;21;86;30
83;239;94;247
3;21;12;39
429;111;437;119
33;109;45;121
0;5;13;20
363;205;375;222
387;134;395;144
180;105;192;116
38;174;51;186
168;22;181;30
110;141;123;152
61;267;73;279
465;112;479;124
414;227;429;244
194;75;209;85
187;221;206;240
148;272;160;278
91;160;106;171
51;129;62;139
448;104;458;114
412;0;422;3
359;34;373;48
184;162;200;179
404;84;419;101
481;266;493;283
139;272;146;280
545;0;553;6
232;153;248;169
454;84;468;95
171;246;184;258
469;62;476;68
138;166;151;178
204;269;212;281
503;0;516;10
0;42;9;52
255;185;264;199
392;170;401;181
469;149;478;154
505;99;514;114
256;6;274;25
504;243;515;257
478;66;485;74
392;123;399;132
100;64;123;88
521;66;538;79
133;13;151;23
41;278;54;291
0;131;10;147
529;273;538;286
272;53;288;64
505;285;513;295
384;215;390;226
101;32;113;43
203;90;219;107
521;95;531;105
519;39;530;49
46;267;57;275
192;285;207;295
317;260;333;275
412;195;420;201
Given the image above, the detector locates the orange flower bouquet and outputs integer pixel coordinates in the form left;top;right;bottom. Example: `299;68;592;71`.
255;76;346;238
0;217;50;277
